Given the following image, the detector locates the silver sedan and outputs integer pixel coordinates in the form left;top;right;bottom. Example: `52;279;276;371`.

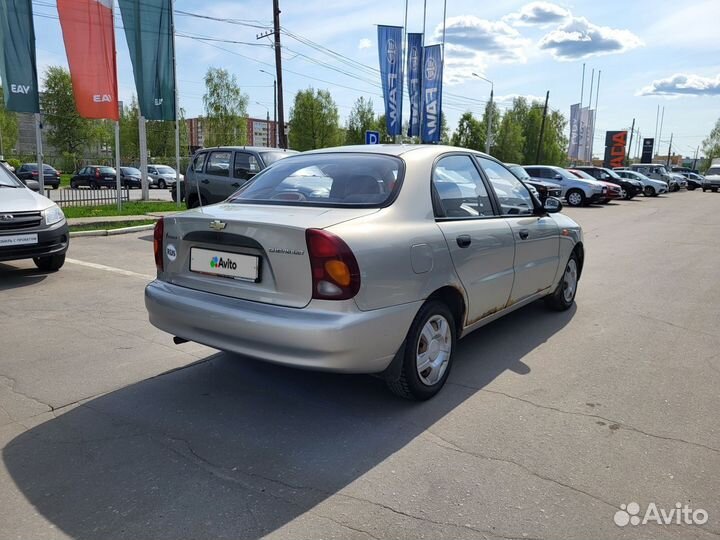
145;145;584;399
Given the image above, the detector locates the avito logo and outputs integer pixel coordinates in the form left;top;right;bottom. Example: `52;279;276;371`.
210;256;237;270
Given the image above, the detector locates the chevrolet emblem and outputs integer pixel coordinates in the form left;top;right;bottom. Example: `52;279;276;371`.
209;220;226;231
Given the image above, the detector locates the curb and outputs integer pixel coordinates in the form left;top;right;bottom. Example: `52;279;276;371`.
70;224;156;237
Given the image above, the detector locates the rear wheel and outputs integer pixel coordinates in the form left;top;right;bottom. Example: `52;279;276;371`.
566;189;585;207
70;180;78;189
89;180;98;189
545;252;579;311
33;254;65;272
643;186;655;197
713;187;718;193
386;301;455;400
186;193;207;209
158;179;166;190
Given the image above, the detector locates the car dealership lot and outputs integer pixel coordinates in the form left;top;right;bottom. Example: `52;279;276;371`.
1;191;719;539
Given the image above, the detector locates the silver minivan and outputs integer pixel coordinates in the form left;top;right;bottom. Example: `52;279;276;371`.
629;163;673;186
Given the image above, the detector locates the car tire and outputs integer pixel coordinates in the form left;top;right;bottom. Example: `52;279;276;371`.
70;180;78;189
89;180;98;189
186;193;207;209
643;186;655;197
158;179;166;190
713;188;718;193
386;301;456;401
545;251;579;312
33;254;65;272
566;189;585;207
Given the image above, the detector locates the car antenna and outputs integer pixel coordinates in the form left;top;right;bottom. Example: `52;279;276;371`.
195;177;204;213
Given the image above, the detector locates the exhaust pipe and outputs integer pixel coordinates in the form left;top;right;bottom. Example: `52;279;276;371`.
173;336;189;345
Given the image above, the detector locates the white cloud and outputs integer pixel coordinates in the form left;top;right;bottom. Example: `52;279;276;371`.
638;73;720;97
504;2;570;27
358;38;372;50
538;16;643;60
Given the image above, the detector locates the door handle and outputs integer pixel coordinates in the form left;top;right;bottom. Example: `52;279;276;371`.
456;235;472;248
201;179;210;184
518;229;529;240
231;182;241;188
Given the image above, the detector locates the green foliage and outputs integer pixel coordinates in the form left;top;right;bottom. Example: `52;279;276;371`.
0;87;18;156
702;118;720;164
345;97;376;145
288;88;342;151
41;66;89;155
120;96;140;161
451;112;483;150
6;157;21;170
493;108;525;164
202;67;249;147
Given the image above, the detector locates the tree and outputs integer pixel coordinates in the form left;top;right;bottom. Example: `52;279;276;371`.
288;88;341;151
0;87;18;157
451;112;483;150
41;66;89;156
345;97;376;145
119;96;140;162
702;118;720;164
202;67;249;147
147;107;188;159
440;112;450;144
493;107;525;164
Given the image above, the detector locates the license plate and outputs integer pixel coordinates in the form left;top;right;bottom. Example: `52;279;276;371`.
0;233;38;247
190;247;260;282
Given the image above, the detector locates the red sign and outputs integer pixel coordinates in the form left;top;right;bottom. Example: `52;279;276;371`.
603;131;627;168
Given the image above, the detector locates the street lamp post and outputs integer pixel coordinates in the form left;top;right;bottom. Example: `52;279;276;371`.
256;102;271;147
472;72;494;154
259;69;277;147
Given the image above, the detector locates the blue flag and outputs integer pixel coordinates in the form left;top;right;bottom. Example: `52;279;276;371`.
421;44;443;144
377;25;403;138
406;33;422;138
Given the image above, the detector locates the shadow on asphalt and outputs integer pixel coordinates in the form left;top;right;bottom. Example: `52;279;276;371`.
3;301;575;539
0;263;48;290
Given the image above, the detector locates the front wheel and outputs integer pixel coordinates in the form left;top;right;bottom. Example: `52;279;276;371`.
34;254;65;272
643;186;655;197
545;252;579;311
566;189;585;207
386;301;456;400
158;179;166;190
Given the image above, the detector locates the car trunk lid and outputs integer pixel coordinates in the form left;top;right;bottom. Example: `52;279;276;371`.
161;203;377;308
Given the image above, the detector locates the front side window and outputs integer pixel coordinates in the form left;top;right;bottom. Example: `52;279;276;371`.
432;155;494;218
229;153;401;207
206;151;232;177
478;157;534;215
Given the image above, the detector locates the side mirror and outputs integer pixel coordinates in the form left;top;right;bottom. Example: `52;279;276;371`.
543;196;562;213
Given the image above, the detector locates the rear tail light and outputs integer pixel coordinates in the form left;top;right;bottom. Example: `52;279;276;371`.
153;218;164;271
31;170;38;176
306;229;360;300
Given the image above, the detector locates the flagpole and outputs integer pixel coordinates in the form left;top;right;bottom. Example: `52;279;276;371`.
115;121;122;210
140;115;149;200
399;0;408;144
171;0;181;208
575;63;585;164
35;113;44;193
419;0;427;143
586;69;594;162
590;69;601;163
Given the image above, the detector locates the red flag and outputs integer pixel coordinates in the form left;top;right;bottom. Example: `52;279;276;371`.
57;0;119;120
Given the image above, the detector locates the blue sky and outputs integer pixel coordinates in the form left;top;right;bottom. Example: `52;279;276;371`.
30;0;720;158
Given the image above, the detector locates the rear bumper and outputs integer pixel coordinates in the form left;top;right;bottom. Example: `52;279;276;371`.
0;221;69;262
145;280;420;373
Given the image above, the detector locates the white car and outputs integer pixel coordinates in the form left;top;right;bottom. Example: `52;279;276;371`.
614;169;668;197
148;165;183;189
703;167;720;192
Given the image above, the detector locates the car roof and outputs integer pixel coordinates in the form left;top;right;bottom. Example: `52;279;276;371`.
301;144;495;160
199;146;300;153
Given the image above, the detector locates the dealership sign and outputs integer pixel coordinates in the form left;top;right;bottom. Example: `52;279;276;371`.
603;131;628;168
641;138;654;163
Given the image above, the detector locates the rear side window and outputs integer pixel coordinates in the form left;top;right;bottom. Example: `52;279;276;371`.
206;151;232;177
229;153;402;207
708;168;720;175
234;152;260;179
478;157;534;215
432;155;494;218
193;153;206;173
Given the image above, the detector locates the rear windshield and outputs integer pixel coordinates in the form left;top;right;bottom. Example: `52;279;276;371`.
508;165;530;181
260;150;299;166
99;167;116;174
229;153;403;207
156;166;175;174
121;167;141;175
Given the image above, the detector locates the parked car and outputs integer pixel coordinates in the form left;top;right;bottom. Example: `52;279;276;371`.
182;147;300;207
627;163;674;187
523;165;606;207
574;166;642;200
0;163;68;271
15;163;61;189
505;163;562;202
613;169;668;196
69;166;118;189
702;167;720;192
567;168;622;202
145;145;583;400
669;173;688;191
148;164;182;189
680;172;704;190
120;167;142;188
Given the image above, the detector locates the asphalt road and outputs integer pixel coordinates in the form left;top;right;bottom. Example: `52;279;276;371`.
1;190;719;540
